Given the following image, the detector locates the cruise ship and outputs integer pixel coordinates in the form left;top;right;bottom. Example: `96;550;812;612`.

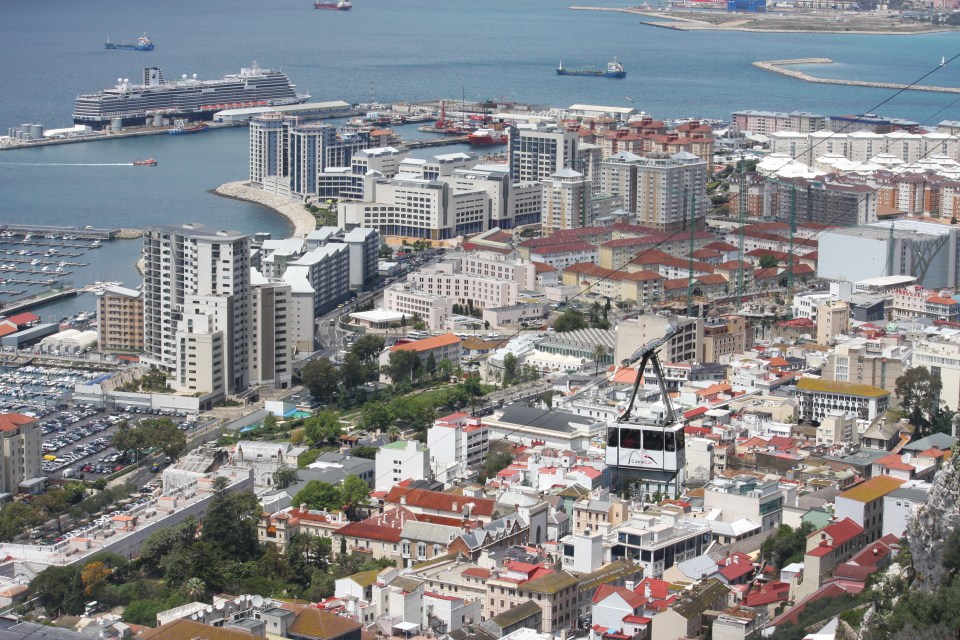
73;63;309;130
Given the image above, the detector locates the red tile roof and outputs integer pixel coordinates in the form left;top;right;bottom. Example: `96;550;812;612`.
532;261;558;273
704;241;738;252
744;581;790;607
0;326;17;338
4;312;39;326
593;583;646;609
0;413;34;433
390;333;461;353
926;294;959;306
383;486;495;517
818;517;864;548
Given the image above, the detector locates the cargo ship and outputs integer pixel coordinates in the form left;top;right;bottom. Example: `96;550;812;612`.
556;58;626;78
168;122;209;135
467;129;507;146
314;0;352;9
73;63;309;130
105;34;154;51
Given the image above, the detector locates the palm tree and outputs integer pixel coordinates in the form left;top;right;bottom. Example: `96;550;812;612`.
592;344;608;375
184;577;206;601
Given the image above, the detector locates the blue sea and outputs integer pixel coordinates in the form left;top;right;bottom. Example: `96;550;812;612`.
1;0;959;320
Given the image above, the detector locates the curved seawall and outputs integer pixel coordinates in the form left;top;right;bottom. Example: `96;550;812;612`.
753;58;960;94
213;181;317;239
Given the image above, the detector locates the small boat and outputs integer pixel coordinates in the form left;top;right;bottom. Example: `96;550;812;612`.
168;122;209;135
133;158;157;166
557;58;626;79
105;34;154;51
314;0;352;9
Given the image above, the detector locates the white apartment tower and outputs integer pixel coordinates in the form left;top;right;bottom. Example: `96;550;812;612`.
143;224;252;398
600;151;708;234
508;123;580;183
544;169;591;235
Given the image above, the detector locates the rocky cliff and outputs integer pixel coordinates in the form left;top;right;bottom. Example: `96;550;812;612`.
906;449;960;591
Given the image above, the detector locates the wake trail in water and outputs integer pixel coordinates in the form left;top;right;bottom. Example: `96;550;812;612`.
0;162;133;167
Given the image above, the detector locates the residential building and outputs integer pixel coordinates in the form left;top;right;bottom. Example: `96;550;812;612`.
426;413;488;482
304;226;381;292
381;486;496;523
382;284;453;331
835;475;907;543
95;285;144;352
731;110;827;135
379;334;462;381
599;152;708;235
407;252;532;310
561;263;665;306
795;378;891;422
0;414;41;495
651;579;730;640
609;516;713;578
882;483;932;538
614;315;703;365
374;440;430;490
482;303;550;329
279;243;351;351
797;518;865;600
822;338;911;395
816;412;859;447
248;279;293;388
142;224;251;398
816;300;850;345
508;123;580;183
572;497;628;535
703;475;784;532
912;336;960;411
484;560;579;632
701;316;751;364
543;169;591;234
448;165;543;229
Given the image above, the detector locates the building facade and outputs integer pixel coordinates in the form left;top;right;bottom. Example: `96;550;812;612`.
96;285;144;352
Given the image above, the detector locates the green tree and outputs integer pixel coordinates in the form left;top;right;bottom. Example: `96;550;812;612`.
31;565;84;615
438;358;454;380
761;522;815;571
350;445;379;459
541;390;555;409
304;411;342;445
112;420;149;464
592;343;608;375
502;352;518;386
201;491;260;562
385;349;422;383
272;465;299;490
895;367;943;434
141;417;187;461
138;518;196;572
339;475;370;515
341;352;366;393
362;401;395;433
759;254;779;269
292;481;342;511
351;335;386;366
553;309;587;332
63;481;87;505
479;451;514;483
0;501;40;542
183;577;206;601
302;358;339;402
425;351;437;376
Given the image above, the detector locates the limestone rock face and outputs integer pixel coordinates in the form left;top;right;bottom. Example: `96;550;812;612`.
906;453;960;591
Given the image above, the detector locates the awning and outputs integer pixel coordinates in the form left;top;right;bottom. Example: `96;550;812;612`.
393;622;419;632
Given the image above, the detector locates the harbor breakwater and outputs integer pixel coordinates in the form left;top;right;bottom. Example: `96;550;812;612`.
753;58;960;93
212;181;317;238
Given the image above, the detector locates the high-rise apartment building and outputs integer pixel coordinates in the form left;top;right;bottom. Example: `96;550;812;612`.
508;123;580;183
543;169;591;235
142;224;252;398
95;285;144;352
0;414;41;495
249;280;293;389
600;151;708;234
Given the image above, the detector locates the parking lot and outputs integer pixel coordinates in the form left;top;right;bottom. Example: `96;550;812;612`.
38;405;196;479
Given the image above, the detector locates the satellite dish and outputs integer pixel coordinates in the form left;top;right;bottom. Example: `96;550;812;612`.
205;607;213;614
216;602;224;610
252;596;264;608
234;597;242;605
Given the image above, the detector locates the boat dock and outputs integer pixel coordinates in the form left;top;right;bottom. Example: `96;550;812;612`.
0;225;118;240
0;287;83;315
753;58;960;94
406;135;471;149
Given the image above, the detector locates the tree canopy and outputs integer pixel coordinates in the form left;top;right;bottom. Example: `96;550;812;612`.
553;309;587;333
895;367;944;435
302;358;339;402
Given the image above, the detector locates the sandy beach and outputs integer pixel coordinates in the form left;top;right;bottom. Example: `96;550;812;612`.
213;181;317;238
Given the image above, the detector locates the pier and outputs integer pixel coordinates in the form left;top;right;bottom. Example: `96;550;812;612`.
753;58;960;94
0;287;83;315
0;225;118;240
406;136;471;149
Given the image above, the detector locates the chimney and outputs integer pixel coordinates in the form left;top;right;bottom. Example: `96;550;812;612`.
734;555;740;564
644;582;651;598
400;495;407;505
625;581;635;592
452;501;458;512
300;503;307;512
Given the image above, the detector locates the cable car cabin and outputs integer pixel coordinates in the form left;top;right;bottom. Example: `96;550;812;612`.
605;421;685;473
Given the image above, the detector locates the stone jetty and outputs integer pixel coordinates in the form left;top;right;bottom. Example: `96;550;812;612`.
213;181;317;238
753;58;960;94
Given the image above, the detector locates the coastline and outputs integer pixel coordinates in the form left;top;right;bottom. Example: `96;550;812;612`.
212;181;317;239
568;6;952;35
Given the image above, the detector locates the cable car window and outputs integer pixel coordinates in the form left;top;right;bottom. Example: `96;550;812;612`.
621;428;641;449
607;428;619;447
644;428;664;451
675;428;684;450
665;431;676;452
